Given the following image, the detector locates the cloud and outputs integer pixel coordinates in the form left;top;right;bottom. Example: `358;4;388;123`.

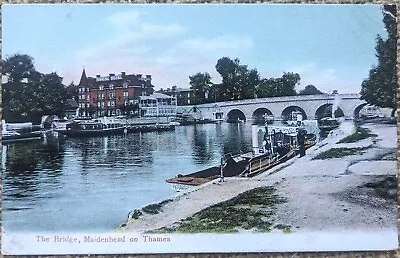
106;10;141;28
181;36;253;53
62;11;253;90
287;62;361;94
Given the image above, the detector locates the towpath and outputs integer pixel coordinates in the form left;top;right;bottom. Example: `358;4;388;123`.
120;121;397;233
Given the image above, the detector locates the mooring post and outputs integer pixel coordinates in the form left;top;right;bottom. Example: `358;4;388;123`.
252;125;259;156
220;156;224;182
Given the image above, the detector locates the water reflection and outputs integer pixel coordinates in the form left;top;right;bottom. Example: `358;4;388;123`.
3;122;258;232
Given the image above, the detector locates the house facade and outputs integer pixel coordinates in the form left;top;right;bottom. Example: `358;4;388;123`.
140;93;177;117
158;88;193;106
77;69;154;117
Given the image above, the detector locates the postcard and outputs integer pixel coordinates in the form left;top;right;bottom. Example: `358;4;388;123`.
1;3;398;255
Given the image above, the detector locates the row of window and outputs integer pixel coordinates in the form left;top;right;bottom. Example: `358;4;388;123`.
97;101;116;108
80;92;130;101
79;82;130;93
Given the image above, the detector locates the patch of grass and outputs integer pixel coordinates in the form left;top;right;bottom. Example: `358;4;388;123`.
337;126;377;143
150;186;288;234
312;147;370;160
142;199;173;214
364;175;397;201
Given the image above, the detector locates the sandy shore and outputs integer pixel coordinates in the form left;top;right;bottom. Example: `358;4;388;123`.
120;121;397;233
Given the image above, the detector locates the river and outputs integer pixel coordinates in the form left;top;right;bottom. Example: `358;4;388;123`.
2;122;262;233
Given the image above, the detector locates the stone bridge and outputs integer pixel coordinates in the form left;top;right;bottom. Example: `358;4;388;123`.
181;94;368;122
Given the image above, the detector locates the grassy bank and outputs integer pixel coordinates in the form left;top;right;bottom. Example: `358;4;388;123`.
148;186;290;234
312;147;370;160
337;126;377;143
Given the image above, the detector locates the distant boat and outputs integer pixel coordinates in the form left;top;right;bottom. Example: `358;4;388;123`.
2;131;42;143
226;117;244;123
285;111;303;127
58;121;126;137
318;117;341;132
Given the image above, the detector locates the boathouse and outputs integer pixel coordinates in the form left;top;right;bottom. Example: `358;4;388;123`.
139;93;177;117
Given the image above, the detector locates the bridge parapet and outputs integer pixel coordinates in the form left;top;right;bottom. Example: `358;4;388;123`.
217;94;361;107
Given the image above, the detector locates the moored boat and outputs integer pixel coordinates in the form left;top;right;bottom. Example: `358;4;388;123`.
58;120;126;137
167;124;318;186
2;131;42;143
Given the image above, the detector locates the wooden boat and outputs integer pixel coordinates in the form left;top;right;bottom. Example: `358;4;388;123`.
167;127;317;186
2;131;42;143
58;121;126;137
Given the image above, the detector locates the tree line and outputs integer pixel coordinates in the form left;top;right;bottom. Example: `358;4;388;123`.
360;5;397;116
2;54;77;123
188;57;323;105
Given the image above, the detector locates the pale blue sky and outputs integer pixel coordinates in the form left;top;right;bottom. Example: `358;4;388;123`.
3;4;387;93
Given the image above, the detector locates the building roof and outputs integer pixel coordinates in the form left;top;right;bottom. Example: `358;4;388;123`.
140;92;175;100
78;69;88;86
78;70;154;89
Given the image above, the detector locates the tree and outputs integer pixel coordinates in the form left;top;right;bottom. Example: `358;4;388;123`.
360;5;397;115
189;72;212;104
2;54;68;123
256;73;300;98
66;82;78;102
215;57;259;101
299;84;324;95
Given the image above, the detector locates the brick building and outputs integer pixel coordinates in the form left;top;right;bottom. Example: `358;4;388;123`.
77;69;154;117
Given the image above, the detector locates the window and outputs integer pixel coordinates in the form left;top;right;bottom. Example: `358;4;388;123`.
123;91;129;98
86;88;90;92
123;82;128;88
99;85;104;91
107;101;111;107
101;102;105;108
109;83;114;90
111;101;115;107
101;93;104;99
87;95;90;100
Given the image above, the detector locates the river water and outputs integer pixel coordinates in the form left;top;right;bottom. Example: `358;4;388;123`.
2;122;261;233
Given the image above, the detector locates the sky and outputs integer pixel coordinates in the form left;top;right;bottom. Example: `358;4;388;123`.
2;4;388;94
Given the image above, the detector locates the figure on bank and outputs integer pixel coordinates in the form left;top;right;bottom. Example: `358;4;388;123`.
297;128;306;157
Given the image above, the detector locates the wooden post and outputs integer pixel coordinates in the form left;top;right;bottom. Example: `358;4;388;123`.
220;156;224;182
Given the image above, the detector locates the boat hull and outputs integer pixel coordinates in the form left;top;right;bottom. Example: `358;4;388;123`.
58;127;126;137
2;132;42;144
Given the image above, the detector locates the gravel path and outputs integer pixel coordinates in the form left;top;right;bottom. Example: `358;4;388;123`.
120;121;397;233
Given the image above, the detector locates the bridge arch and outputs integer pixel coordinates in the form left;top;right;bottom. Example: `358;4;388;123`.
252;108;274;124
353;103;369;118
315;104;344;120
281;106;308;121
226;109;246;122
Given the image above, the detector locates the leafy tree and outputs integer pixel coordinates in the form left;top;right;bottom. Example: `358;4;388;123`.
2;54;68;123
256;73;300;98
215;57;259;101
299;84;324;95
360;5;397;116
189;72;212;104
66;82;78;102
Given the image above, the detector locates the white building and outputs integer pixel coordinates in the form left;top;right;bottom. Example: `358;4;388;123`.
139;93;177;117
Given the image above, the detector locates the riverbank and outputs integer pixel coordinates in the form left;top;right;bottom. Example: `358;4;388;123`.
119;121;397;234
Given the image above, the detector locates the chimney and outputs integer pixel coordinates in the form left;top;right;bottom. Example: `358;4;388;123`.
109;73;115;77
121;72;126;76
137;74;142;78
96;75;100;78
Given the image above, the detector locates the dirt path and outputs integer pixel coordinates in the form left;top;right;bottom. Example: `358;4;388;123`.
120;121;397;233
